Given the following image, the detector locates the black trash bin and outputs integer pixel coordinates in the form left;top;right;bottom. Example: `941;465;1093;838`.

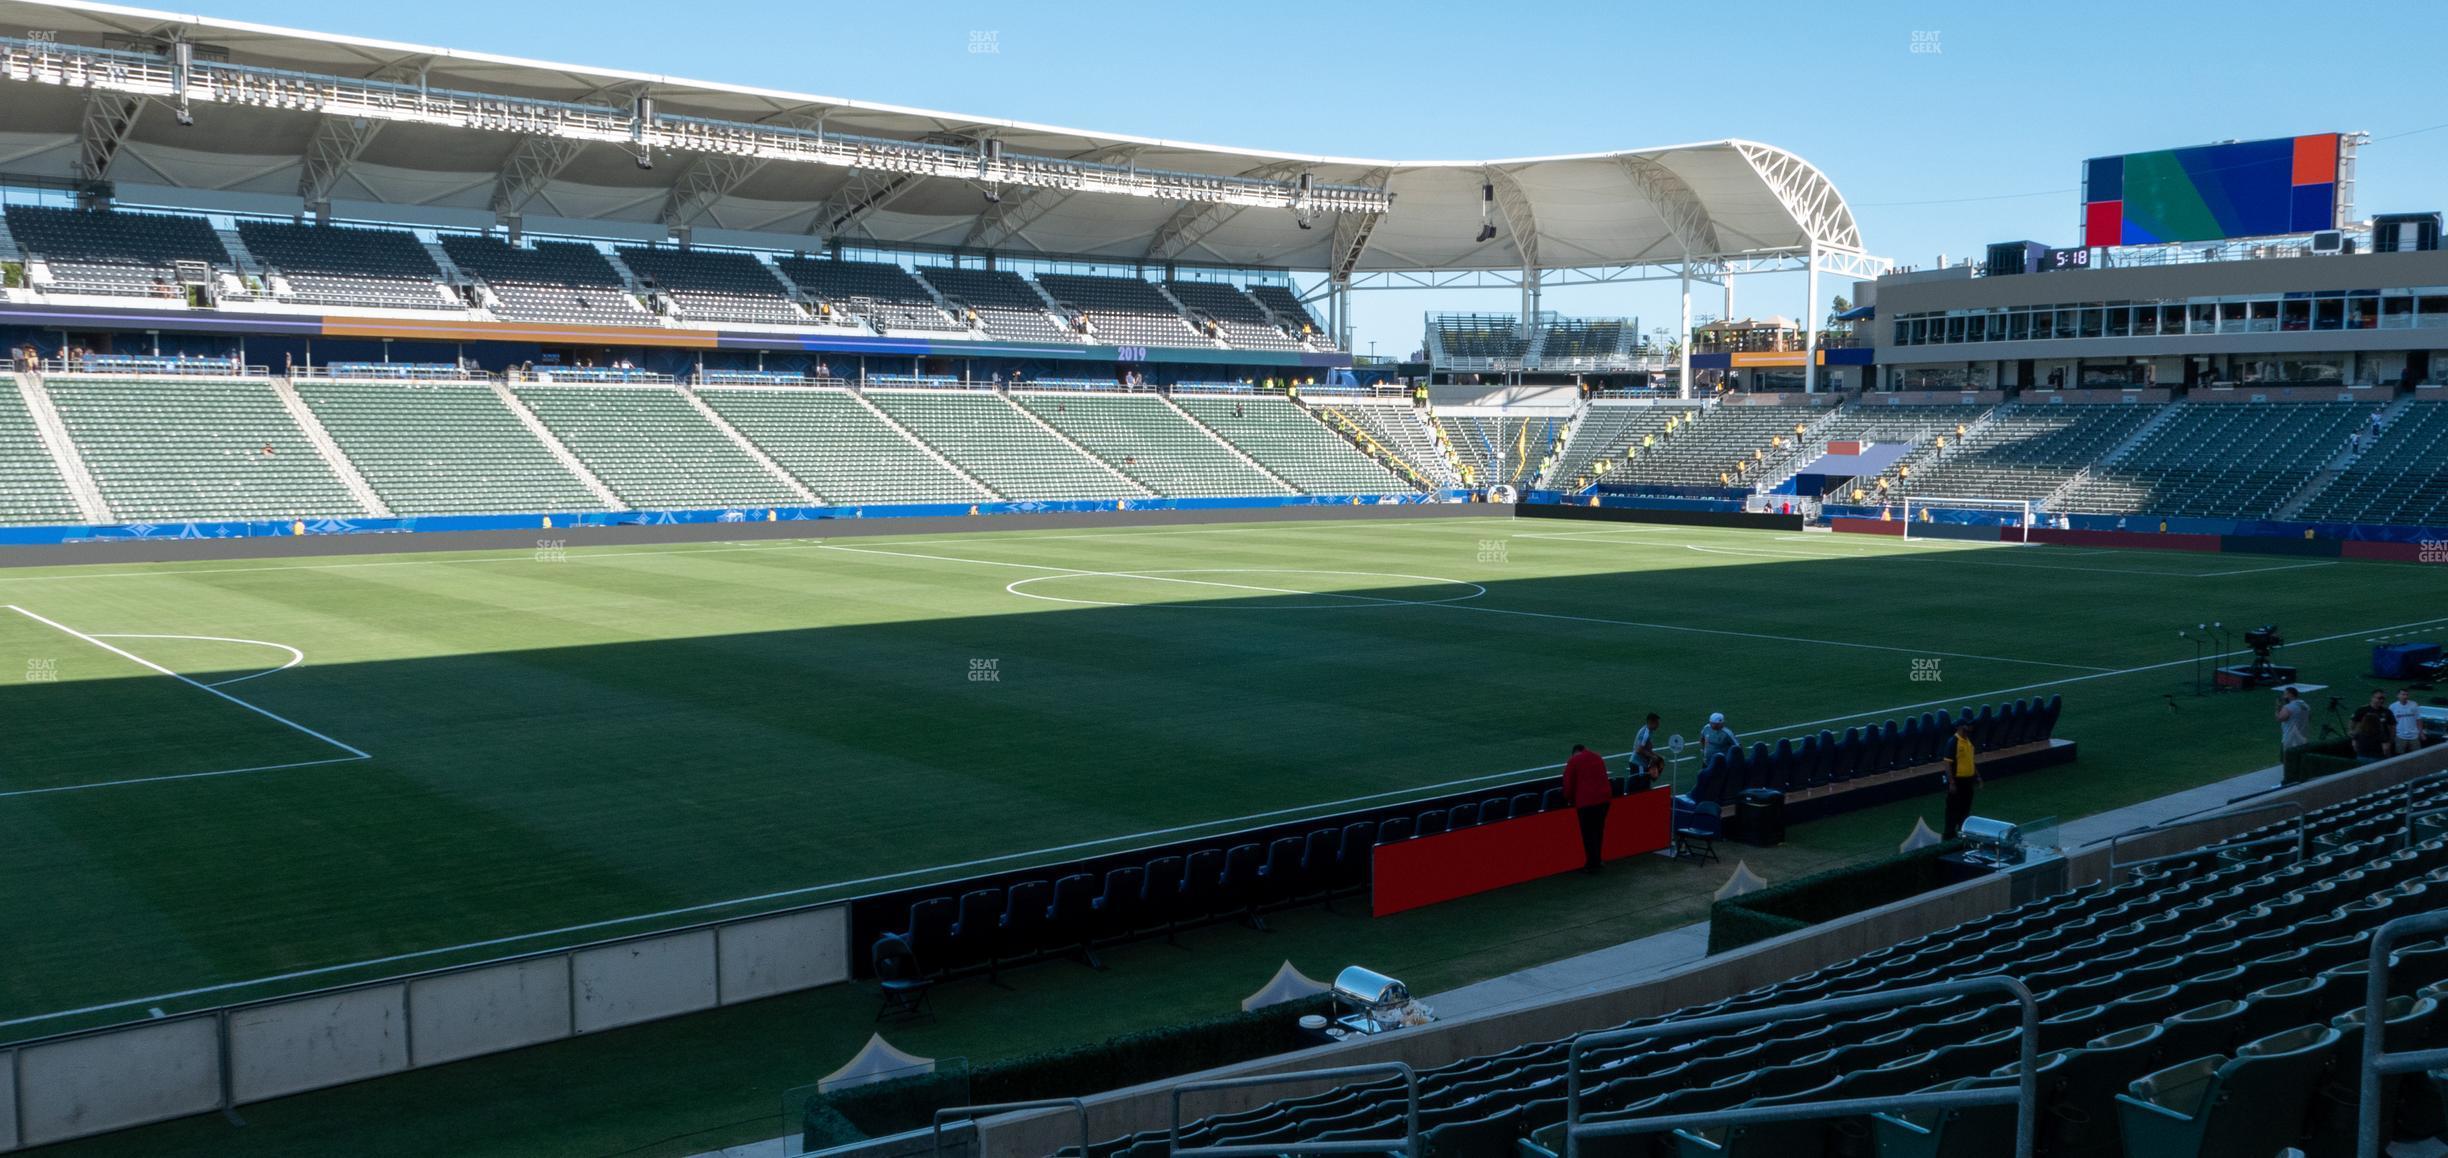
1733;788;1787;847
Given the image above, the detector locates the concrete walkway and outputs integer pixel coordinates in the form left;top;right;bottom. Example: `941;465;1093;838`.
697;763;2287;1157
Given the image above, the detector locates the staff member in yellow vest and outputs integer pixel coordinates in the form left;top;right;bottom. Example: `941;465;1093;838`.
1942;720;1980;839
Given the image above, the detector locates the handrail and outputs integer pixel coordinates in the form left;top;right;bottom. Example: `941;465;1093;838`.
1563;977;2038;1158
1169;1062;1418;1158
2102;800;2305;874
2399;771;2448;848
930;1098;1087;1158
2359;911;2448;1156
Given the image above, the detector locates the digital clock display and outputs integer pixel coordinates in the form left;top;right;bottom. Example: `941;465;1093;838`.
2044;246;2092;271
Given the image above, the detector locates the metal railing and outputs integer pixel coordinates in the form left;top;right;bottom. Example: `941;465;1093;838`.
1563;977;2040;1158
930;1098;1087;1158
2397;771;2448;849
2359;911;2448;1156
2103;800;2306;876
1170;1063;1419;1158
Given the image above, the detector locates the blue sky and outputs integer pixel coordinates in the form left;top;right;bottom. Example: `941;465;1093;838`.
186;0;2448;357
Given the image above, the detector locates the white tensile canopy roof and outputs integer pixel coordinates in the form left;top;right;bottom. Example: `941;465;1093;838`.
0;0;1869;276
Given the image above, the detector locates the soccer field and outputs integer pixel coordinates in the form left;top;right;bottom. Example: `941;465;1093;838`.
3;515;2438;1039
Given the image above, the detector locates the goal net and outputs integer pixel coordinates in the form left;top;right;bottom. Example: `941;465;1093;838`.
1897;495;2036;542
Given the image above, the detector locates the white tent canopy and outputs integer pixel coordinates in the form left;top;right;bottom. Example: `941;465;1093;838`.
0;0;1870;278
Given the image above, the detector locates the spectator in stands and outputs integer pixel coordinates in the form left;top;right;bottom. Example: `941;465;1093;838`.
2276;687;2312;755
2353;692;2394;763
2396;690;2426;754
1700;713;1738;768
1943;721;1980;839
1562;744;1613;875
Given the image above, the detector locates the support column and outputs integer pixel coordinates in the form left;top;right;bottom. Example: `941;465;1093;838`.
1678;260;1694;400
1803;244;1821;394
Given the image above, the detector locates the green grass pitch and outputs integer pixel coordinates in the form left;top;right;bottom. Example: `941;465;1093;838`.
2;515;2439;1042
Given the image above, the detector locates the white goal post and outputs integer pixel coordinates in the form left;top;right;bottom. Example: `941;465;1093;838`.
1898;495;2036;542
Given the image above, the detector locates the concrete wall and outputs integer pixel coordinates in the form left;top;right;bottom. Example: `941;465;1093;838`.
1;900;850;1151
228;985;408;1102
15;1017;221;1147
409;957;573;1066
0;1049;17;1153
719;907;851;1004
573;930;720;1034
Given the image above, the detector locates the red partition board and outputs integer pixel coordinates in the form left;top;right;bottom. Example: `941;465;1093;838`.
1371;787;1672;917
2026;528;2221;553
2343;540;2430;563
1831;518;1905;537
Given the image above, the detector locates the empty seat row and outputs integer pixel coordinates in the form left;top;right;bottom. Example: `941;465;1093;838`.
1680;697;2062;809
883;825;1379;977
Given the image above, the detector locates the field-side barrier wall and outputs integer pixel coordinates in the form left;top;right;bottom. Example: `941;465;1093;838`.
0;905;850;1150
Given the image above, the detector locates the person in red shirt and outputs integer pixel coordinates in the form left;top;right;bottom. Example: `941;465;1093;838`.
1562;744;1615;875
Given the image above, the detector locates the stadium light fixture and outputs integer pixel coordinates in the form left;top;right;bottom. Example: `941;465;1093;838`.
1475;181;1498;243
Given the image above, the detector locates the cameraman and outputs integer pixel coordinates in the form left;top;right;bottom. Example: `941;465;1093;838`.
2352;692;2394;764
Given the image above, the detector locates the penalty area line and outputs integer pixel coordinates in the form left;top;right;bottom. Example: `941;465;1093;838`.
5;604;368;760
0;754;367;801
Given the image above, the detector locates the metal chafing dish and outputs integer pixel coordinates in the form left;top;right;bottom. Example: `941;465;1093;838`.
1959;816;2025;868
1331;966;1419;1035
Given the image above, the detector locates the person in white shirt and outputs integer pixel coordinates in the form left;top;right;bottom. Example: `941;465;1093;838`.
2275;687;2311;754
2394;690;2426;755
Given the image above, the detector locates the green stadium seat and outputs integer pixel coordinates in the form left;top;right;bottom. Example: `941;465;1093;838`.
2112;1024;2338;1158
45;375;362;521
295;380;603;515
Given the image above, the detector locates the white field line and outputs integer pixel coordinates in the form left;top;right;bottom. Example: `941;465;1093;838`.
21;609;2447;1033
6;605;367;759
1946;556;2342;579
2198;561;2344;578
1005;569;1485;609
0;520;1388;584
814;541;2115;674
0;755;366;801
93;633;304;687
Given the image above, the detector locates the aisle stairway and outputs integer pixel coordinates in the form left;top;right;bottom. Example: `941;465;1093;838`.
1170;395;1406;495
295;380;606;515
0;375;89;524
44;375;363;522
696;387;992;505
1014;392;1285;498
867;390;1144;501
508;384;804;510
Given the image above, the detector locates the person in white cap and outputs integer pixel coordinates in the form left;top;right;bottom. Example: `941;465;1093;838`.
1700;712;1739;771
